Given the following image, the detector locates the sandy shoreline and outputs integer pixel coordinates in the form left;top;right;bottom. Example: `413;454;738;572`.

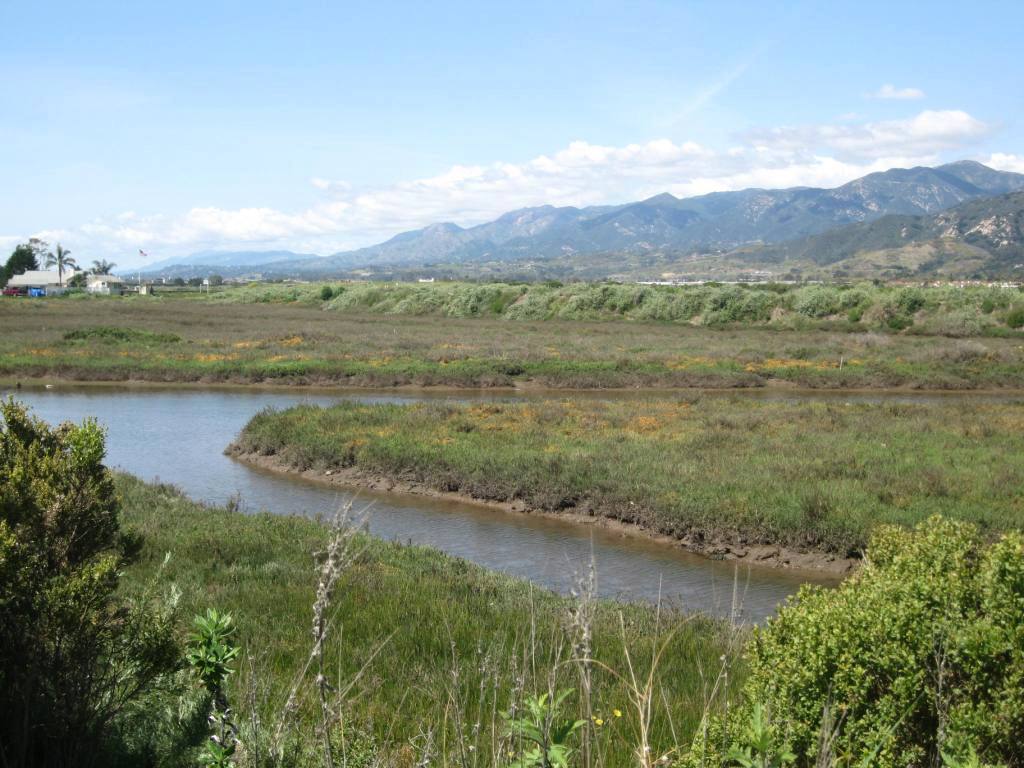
227;446;859;578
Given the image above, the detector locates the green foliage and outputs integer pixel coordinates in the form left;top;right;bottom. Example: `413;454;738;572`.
319;285;335;301
692;517;1024;767
186;610;241;767
503;690;586;768
43;243;77;286
1006;306;1024;329
792;287;842;318
116;474;736;767
1;241;42;287
63;325;182;343
186;609;240;699
893;287;926;314
0;400;181;767
725;704;795;768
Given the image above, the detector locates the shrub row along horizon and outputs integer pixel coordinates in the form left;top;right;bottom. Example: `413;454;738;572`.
232;398;1024;556
216;279;1024;334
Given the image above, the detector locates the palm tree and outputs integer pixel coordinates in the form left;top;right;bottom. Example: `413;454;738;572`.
44;244;77;287
91;259;116;275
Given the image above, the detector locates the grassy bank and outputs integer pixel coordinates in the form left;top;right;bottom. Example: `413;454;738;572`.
115;474;742;765
3;292;1024;389
230;398;1024;558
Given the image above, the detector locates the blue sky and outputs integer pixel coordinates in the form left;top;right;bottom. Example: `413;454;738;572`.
1;0;1022;266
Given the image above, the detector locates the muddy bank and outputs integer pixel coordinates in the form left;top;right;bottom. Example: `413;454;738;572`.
227;447;858;577
7;376;1024;401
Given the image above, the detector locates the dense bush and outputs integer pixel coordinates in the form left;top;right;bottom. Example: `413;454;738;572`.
689;517;1024;767
1006;306;1024;329
0;401;181;767
792;286;842;318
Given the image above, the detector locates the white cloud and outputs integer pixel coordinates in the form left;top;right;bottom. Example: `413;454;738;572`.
746;111;988;160
985;153;1024;173
869;84;926;100
36;109;1000;263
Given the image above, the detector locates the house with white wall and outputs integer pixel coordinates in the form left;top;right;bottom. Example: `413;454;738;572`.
87;275;124;295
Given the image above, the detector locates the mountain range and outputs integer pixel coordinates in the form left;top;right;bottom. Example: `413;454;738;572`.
142;161;1024;280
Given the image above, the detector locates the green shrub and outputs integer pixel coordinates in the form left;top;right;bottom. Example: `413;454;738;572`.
688;517;1024;767
894;287;926;315
0;400;181;767
1006;306;1024;329
793;287;842;318
320;285;335;301
886;313;913;331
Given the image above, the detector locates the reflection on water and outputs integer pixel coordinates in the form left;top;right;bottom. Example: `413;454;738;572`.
0;383;928;621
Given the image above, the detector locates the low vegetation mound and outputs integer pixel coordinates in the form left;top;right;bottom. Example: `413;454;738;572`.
63;325;181;343
231;398;1024;558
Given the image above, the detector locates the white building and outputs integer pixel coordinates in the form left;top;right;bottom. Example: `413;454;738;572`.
87;274;124;295
6;270;83;295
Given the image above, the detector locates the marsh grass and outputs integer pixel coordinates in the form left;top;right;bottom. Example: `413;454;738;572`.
233;398;1024;555
115;475;744;766
3;290;1024;389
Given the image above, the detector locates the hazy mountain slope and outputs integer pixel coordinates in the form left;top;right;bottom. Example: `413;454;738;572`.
143;250;317;274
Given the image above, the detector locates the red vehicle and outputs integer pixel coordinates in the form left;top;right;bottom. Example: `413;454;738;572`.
2;286;26;296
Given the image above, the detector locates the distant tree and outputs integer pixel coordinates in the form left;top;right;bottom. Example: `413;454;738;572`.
1;244;41;287
171;277;186;286
208;274;224;286
90;259;116;275
187;277;203;287
67;273;88;289
44;243;77;287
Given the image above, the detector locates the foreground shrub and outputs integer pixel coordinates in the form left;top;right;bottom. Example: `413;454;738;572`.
688;517;1024;767
0;400;181;767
